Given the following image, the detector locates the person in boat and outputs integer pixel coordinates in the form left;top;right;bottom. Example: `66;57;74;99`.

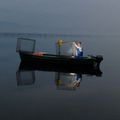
73;41;83;58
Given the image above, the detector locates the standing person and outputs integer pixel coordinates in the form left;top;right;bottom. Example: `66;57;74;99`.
73;41;83;58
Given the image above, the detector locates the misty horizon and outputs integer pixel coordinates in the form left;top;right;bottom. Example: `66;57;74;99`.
1;0;120;35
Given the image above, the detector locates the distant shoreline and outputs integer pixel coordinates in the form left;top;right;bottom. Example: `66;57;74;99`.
0;32;119;37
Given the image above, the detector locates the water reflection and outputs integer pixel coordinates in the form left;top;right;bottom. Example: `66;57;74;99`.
55;72;82;90
16;70;35;86
16;62;102;90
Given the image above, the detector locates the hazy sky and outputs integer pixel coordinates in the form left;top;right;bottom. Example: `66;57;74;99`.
0;0;120;34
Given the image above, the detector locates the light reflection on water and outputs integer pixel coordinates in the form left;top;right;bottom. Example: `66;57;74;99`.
0;33;120;120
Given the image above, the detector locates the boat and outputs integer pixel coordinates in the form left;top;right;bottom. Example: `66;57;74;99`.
19;61;102;76
16;38;103;73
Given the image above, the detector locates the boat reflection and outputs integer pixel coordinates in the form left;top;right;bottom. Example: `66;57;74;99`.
16;62;102;90
19;61;102;76
55;73;82;90
16;70;35;86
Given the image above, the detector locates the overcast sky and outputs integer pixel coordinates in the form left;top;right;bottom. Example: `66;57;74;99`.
0;0;120;34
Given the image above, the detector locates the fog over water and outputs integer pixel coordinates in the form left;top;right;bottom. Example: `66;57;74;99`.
0;0;120;34
0;1;120;119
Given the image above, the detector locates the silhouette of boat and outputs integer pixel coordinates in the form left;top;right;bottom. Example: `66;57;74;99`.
16;38;103;75
19;61;102;76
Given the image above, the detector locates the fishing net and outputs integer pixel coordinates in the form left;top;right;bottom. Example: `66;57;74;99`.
16;38;36;53
56;40;76;56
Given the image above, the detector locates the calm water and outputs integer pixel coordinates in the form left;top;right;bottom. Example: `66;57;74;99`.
0;33;120;120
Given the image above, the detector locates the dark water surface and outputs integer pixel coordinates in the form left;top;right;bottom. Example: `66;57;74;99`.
0;33;120;120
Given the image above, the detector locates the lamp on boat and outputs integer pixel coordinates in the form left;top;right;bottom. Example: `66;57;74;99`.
57;39;64;46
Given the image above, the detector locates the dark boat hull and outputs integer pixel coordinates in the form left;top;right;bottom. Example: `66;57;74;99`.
18;52;103;76
19;61;102;76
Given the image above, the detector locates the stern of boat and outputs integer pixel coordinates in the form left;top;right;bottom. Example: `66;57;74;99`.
93;55;103;69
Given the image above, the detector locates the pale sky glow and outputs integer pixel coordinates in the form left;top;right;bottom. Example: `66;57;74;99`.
0;0;120;34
